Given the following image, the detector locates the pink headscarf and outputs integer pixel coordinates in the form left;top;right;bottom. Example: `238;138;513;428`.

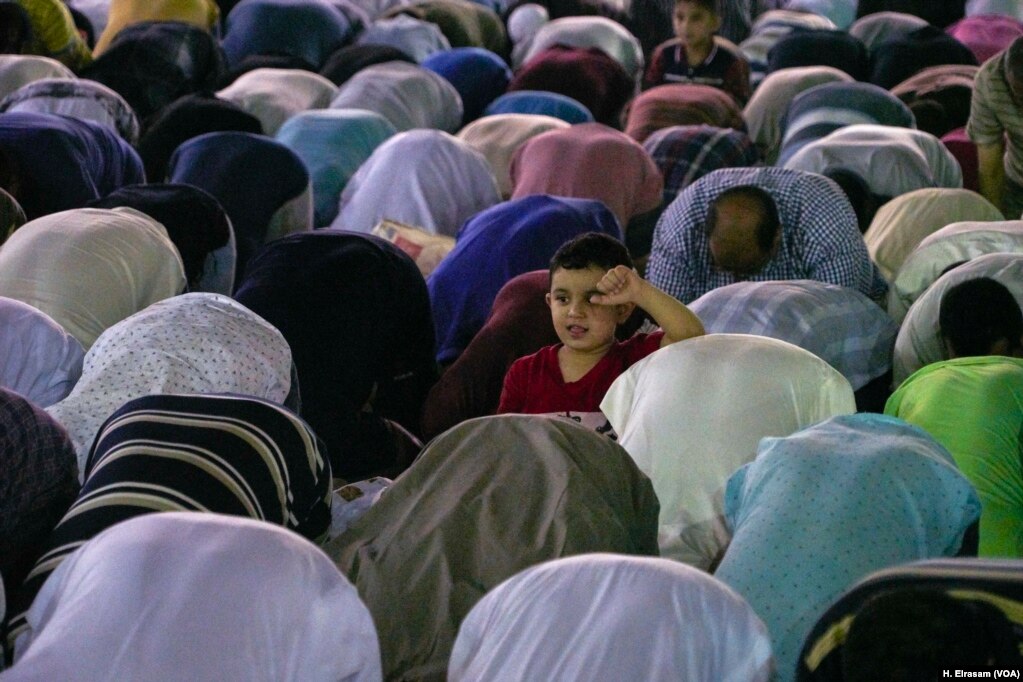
510;122;663;226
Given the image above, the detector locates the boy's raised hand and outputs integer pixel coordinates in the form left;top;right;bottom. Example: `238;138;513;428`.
589;265;644;306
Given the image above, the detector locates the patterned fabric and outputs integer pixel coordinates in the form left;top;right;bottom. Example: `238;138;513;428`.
690;280;898;390
46;293;293;470
643;124;759;206
646;167;888;304
9;393;331;650
0;388;78;621
715;413;981;680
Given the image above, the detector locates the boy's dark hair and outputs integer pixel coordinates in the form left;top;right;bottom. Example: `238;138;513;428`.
549;232;634;285
706;185;781;253
939;277;1023;357
674;0;718;14
841;588;1018;681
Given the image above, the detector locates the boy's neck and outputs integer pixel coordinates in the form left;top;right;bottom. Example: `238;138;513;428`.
557;343;613;383
684;39;713;66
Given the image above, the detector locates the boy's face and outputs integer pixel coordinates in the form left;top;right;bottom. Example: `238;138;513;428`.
673;2;720;49
546;266;630;355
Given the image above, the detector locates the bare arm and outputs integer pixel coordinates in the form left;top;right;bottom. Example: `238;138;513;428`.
977;141;1006;213
589;265;705;347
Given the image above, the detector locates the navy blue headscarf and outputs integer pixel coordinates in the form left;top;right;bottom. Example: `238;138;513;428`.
0;111;144;221
422;47;511;124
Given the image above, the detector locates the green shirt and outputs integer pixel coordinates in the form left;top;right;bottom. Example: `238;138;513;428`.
886;356;1023;557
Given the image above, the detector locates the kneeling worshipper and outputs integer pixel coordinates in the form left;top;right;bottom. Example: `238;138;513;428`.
167;130;312;288
214;67;338;136
513;15;643;81
798;558;1023;679
0;78;140;145
892;252;1022;384
45;292;295;470
601;333;855;570
79;21;226;124
864;187;1004;283
887;354;1023;558
714;414;981;681
774;81;914;167
455;113;569;198
428;194;621;365
331;129;501;237
742;65;852;165
92;0;220;56
623;84;746;145
449;555;773;681
4;513;380;681
0;388;78;649
0;207;186;350
887;219;1023;323
0;298;84;408
689;280;899;411
220;0;365;70
327;415;659;681
88;183;236;294
7;392;332;653
0;111;144;221
0;55;75;102
508;122;662;230
646;167;888;304
234;230;437;481
330;61;463;133
275;108;397;227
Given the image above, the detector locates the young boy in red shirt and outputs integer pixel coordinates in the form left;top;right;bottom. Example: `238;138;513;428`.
497;233;704;429
643;0;751;105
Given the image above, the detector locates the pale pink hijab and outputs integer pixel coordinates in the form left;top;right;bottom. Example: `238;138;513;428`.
509;122;663;226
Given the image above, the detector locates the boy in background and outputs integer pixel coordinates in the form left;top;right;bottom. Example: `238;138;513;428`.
643;0;751;105
497;233;704;429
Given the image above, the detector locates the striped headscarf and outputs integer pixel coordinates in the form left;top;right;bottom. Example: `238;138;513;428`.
8;392;332;652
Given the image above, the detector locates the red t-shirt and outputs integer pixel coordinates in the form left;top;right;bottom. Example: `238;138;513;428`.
497;332;665;414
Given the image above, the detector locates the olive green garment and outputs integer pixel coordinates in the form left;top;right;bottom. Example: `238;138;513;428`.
326;414;661;682
886;356;1023;558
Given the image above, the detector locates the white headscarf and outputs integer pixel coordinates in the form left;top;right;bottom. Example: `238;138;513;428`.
0;297;84;408
783;123;963;198
893;252;1023;384
600;334;856;569
450;554;773;682
332;129;500;236
0;207;186;350
7;512;382;682
47;292;293;474
889;220;1023;323
216;68;339;136
330;61;463;133
514;16;643;80
0;55;75;101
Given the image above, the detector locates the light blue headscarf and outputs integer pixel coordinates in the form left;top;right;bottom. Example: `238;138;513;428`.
276;109;396;227
715;413;981;680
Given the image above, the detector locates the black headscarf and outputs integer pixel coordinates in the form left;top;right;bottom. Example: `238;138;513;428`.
234;230;438;480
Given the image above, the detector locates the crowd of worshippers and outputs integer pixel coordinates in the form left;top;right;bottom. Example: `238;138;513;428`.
3;0;1023;678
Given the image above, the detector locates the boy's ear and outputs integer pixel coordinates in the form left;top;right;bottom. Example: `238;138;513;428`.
614;302;635;323
545;292;553;309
